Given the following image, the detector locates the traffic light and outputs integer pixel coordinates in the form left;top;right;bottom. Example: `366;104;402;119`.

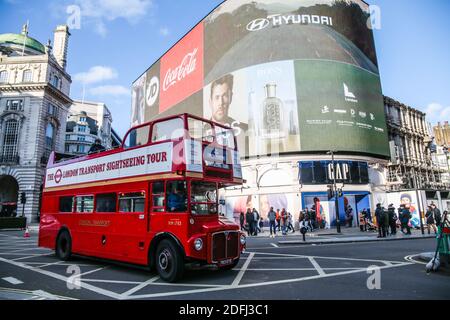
20;192;26;204
327;185;334;200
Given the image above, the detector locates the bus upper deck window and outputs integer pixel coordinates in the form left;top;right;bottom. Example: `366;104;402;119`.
151;118;184;143
124;125;150;149
188;118;214;143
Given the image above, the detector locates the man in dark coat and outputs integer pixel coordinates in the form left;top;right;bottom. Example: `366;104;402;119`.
245;208;254;236
387;204;397;236
88;138;106;154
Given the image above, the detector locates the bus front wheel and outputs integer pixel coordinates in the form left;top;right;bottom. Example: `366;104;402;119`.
56;230;72;261
155;239;184;282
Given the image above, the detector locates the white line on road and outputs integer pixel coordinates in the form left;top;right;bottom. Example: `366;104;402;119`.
121;275;160;297
2;277;23;285
78;267;107;277
11;253;54;261
231;252;254;287
270;243;279;248
308;257;326;276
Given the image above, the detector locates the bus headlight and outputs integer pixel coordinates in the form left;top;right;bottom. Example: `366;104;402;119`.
240;234;246;245
194;238;203;251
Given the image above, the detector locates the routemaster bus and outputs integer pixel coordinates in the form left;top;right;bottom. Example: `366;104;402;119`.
39;113;246;282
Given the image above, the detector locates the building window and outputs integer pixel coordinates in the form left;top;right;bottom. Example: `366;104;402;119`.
80;117;86;122
77;145;85;153
45;123;55;150
78;125;86;133
22;70;32;83
1;120;20;162
77;135;85;142
6;100;23;111
0;71;8;83
47;103;58;117
51;75;60;88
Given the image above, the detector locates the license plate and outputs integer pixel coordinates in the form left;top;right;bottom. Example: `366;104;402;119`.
219;259;233;266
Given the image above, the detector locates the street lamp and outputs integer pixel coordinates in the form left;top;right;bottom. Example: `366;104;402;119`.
327;150;341;233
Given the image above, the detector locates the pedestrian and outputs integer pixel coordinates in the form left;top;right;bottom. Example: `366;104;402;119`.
245;208;254;236
431;203;442;227
280;208;288;235
387;204;397;236
275;209;281;232
399;205;412;235
267;207;277;238
304;208;313;232
359;211;366;232
258;217;264;234
425;205;437;234
375;203;386;238
362;209;369;231
239;212;245;231
287;212;295;233
88;138;106;154
252;208;260;236
346;205;354;227
311;198;323;229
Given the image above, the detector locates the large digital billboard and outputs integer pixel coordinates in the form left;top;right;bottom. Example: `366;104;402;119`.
131;0;390;159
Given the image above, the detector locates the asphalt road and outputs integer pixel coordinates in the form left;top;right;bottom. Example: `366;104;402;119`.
0;229;448;300
205;24;379;84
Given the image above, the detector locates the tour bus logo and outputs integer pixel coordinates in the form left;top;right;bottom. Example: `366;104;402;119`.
163;48;198;92
54;169;62;184
146;76;160;107
246;14;333;32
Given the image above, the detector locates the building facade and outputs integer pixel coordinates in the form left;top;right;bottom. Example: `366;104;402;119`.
0;25;72;222
433;122;450;147
384;96;450;216
65;100;121;155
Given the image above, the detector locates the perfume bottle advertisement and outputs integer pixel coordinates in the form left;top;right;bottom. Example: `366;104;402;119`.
245;60;300;157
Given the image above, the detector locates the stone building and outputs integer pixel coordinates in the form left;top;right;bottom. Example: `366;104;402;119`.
0;25;72;222
384;96;449;211
433;121;450;147
65;100;121;155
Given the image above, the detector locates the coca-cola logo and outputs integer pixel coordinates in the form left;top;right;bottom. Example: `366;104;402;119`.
163;48;198;92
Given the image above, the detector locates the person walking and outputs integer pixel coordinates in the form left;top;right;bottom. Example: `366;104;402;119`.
239;212;245;231
375;203;385;238
280;208;288;235
431;203;442;227
258;217;264;234
287;212;295;233
245;208;254;236
267;207;277;238
346;205;354;228
387;204;397;236
275;209;281;232
399;205;412;235
425;205;437;234
304;208;313;232
252;208;260;236
359;210;366;232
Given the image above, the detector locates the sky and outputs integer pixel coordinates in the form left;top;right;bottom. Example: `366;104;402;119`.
1;0;449;138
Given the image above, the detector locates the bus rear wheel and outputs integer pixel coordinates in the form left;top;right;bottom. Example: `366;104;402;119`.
155;239;184;282
56;230;72;261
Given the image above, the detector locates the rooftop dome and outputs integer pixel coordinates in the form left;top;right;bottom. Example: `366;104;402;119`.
0;33;46;54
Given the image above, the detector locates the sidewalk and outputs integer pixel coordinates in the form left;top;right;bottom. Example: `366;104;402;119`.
247;226;436;245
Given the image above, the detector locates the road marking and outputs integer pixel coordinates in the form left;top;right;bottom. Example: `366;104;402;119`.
0;257;122;299
405;254;427;265
32;290;61;300
11;253;54;261
308;257;326;276
240;268;364;271
78;267;107;277
270;243;279;248
121;275;160;297
32;260;66;269
126;262;412;300
231;252;254;287
2;277;23;285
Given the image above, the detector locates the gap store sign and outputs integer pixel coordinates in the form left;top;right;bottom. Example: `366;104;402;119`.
298;161;369;185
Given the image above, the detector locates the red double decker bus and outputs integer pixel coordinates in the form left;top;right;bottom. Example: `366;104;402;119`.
39;114;245;282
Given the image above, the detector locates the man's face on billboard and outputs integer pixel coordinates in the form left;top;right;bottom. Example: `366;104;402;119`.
210;83;232;123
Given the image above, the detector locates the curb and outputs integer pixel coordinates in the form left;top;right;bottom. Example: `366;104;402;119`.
278;235;436;245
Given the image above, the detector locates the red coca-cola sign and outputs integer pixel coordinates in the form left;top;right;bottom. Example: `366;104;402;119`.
159;23;204;113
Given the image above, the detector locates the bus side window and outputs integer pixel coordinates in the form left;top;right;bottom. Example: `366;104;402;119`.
151;118;184;143
151;182;165;212
75;196;94;213
119;192;145;213
95;193;117;213
59;196;74;213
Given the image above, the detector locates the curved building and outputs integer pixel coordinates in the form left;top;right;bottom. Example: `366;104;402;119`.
132;0;391;226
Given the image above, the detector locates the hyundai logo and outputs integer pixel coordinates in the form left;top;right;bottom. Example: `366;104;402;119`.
246;18;270;31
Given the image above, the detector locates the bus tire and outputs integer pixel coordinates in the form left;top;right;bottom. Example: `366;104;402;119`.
155;239;184;282
219;258;239;271
56;230;72;261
